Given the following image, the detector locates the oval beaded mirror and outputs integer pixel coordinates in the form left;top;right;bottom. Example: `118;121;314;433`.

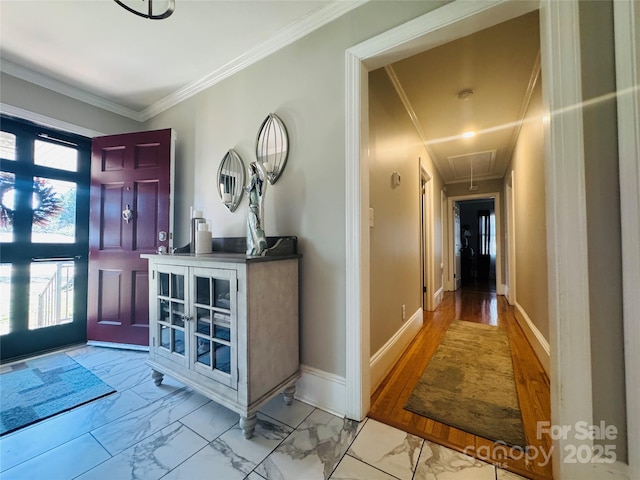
217;149;245;212
255;113;289;185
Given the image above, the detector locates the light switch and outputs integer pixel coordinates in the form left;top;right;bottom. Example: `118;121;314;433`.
369;207;374;227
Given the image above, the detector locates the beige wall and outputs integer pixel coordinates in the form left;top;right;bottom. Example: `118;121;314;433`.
504;77;549;340
367;68;444;354
579;0;626;462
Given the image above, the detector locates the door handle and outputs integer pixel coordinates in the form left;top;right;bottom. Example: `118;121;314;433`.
122;205;133;223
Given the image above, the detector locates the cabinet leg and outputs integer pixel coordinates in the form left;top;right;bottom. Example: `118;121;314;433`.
283;385;296;406
151;369;164;386
240;414;258;439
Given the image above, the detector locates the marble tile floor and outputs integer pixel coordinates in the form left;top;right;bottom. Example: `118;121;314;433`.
0;346;531;480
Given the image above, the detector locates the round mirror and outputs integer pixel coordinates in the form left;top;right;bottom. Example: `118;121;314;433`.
217;149;245;212
255;113;289;185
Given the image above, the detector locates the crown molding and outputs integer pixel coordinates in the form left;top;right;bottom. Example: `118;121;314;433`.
0;60;144;122
384;64;446;181
1;1;367;124
140;0;368;120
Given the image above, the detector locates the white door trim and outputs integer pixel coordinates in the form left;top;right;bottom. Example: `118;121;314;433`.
505;171;516;305
614;0;640;477
420;160;434;311
1;103;106;138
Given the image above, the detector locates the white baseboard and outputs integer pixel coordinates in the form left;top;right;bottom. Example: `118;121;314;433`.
369;308;423;393
498;283;507;296
433;286;444;308
514;302;550;376
295;364;346;417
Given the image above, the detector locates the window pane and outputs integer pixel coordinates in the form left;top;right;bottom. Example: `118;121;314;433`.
31;177;76;243
29;261;74;330
214;343;231;374
34;139;78;172
0;131;16;160
0;264;11;335
213;278;230;309
196;338;211;366
0;172;15;242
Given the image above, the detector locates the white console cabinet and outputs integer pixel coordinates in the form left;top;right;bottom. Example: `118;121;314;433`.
142;253;299;438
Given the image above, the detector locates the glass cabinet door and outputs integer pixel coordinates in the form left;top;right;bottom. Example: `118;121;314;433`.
191;267;237;388
154;265;189;367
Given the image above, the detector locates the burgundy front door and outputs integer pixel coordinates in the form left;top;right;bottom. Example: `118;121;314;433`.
88;129;174;345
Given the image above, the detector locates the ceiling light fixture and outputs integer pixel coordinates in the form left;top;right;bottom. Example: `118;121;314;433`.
462;131;476;138
114;0;175;20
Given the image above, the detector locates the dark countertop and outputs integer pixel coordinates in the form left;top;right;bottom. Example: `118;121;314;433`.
141;252;300;264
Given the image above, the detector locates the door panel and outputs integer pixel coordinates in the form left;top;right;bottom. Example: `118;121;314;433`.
88;129;174;345
133;181;160;250
97;269;122;324
100;184;125;249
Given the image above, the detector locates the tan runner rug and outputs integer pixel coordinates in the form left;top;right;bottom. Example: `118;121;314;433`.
404;320;526;447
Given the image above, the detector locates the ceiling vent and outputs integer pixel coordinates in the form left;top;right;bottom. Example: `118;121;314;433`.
447;150;497;180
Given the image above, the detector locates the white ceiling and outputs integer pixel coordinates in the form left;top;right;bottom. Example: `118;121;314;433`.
0;0;361;118
1;2;540;185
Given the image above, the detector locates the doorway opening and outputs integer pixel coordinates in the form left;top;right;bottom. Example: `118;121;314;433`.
456;197;496;293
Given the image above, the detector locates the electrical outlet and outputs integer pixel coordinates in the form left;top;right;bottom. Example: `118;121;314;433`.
402;304;406;321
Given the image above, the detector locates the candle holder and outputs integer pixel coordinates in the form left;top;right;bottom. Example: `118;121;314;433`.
256;113;289;185
217;149;245;212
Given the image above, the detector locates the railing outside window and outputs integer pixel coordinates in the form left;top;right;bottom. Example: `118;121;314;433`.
33;261;74;329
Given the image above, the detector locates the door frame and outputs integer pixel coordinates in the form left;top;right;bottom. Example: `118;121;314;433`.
446;193;502;294
614;1;640;478
344;0;633;478
505;170;516;305
419;160;433;311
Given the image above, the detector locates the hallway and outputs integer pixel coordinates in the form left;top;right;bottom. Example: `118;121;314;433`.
369;291;552;480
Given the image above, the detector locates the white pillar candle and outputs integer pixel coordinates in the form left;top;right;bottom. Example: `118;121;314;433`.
195;222;212;254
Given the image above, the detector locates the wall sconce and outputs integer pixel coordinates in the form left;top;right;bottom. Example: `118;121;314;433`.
256;114;289;185
217;149;245;212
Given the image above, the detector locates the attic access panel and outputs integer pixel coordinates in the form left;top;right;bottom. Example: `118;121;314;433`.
447;150;497;181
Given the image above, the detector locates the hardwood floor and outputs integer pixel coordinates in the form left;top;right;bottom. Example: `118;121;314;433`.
369;290;553;480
